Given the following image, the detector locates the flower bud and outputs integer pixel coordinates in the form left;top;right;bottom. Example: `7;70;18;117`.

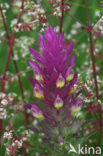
54;95;63;109
56;74;65;88
65;67;73;82
31;105;44;119
34;84;44;99
35;72;44;82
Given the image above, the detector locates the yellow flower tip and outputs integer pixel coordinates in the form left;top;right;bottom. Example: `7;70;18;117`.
54;95;63;109
31;105;44;120
35;91;44;99
56;81;65;88
66;74;73;82
71;106;80;114
35;74;44;82
33;112;44;119
34;84;44;99
56;74;65;88
55;103;63;109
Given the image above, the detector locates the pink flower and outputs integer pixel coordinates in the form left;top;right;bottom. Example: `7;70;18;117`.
26;26;82;124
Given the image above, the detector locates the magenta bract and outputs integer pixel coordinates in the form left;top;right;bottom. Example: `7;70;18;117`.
27;26;82;123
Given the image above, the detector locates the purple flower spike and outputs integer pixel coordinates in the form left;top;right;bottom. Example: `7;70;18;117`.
28;26;82;123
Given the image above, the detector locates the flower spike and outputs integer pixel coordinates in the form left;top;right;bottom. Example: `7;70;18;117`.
27;26;82;125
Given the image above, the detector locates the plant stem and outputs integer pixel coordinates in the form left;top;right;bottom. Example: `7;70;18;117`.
85;0;99;100
59;0;64;33
0;0;25;151
0;68;33;82
0;5;10;40
1;1;24;91
67;12;87;28
85;0;102;151
93;14;103;28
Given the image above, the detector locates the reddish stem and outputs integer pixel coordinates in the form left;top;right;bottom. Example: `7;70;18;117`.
11;51;25;99
59;0;64;33
67;12;87;28
85;0;102;150
85;0;99;100
0;0;25;151
1;3;24;91
0;68;33;82
93;14;103;28
0;5;10;40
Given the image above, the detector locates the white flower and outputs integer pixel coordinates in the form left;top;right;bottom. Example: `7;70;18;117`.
1;99;8;106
